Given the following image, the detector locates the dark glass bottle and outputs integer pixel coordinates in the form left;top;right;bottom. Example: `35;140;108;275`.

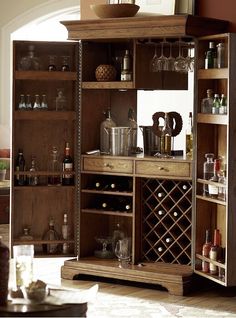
62;142;74;185
0;237;9;305
109;178;132;192
15;148;25;186
202;229;212;273
205;41;217;69
115;197;132;213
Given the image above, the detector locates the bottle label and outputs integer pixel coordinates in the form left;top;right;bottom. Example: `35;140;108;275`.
63;163;73;178
208;184;218;196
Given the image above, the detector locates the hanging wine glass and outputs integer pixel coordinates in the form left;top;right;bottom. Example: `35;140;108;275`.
156;38;168;72
174;38;188;73
166;41;175;71
150;44;159;72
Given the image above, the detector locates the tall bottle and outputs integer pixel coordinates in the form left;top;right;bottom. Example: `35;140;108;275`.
201;89;214;113
62;213;70;254
0;237;10;305
28;155;38;186
42;217;60;254
48;146;61;186
121;49;132;81
203;153;214;196
62;142;74;185
208;158;220;198
209;229;222;275
185;112;193;160
128;108;138;153
204;41;217;69
219;94;227;115
212;93;220;114
15;148;25;186
160;112;172;156
100;108;116;154
202;229;212;273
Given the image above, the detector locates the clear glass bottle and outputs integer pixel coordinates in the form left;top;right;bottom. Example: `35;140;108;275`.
160;112;172;156
216;42;225;68
128;108;137;154
218;170;227;201
41;94;48;110
121;49;132;81
28;155;38;186
212;94;220;114
19;45;40;71
201;89;214;113
18;94;26;110
202;229;212;273
185;111;193;159
62;213;70;254
42;217;60;254
48;55;57;71
25;94;32;110
203;153;214;196
33;94;41;110
20;227;33;240
219;94;227;115
208;158;220;198
205;41;217;69
48;146;61;186
100;108;116;154
55;89;67;111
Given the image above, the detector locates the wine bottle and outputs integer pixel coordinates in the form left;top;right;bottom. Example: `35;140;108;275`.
115;197;132;213
62;142;74;185
109;178;132;192
202;229;212;273
209;229;222;275
62;213;70;254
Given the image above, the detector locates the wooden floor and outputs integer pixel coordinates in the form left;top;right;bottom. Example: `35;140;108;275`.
8;258;236;316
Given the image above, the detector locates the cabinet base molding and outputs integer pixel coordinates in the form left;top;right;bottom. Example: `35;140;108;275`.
61;258;193;296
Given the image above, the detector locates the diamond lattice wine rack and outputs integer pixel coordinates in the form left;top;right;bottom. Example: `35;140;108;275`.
142;178;192;265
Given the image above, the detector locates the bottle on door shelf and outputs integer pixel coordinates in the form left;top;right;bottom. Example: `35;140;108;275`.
218;170;227;201
208;158;221;198
219;94;227;115
201;89;214;113
204;41;217;69
62;142;74;185
212;94;220;114
15;148;26;186
185;112;193;160
100;108;116;154
209;229;222;275
216;42;225;69
42;217;60;254
203;153;214;196
202;229;212;273
48;146;61;186
121;49;132;81
28;155;38;186
160;112;172;156
128;108;138;153
62;212;70;254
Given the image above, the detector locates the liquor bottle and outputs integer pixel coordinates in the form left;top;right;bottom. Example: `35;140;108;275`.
62;213;70;254
62;142;74;185
121;49;132;81
18;45;40;71
160;112;172;156
128;107;138;153
0;237;10;305
201;89;214;113
203;153;214;196
18;94;26;110
28;155;38;186
42;217;60;254
25;94;32;110
33;94;41;110
209;229;222;275
204;41;217;69
19;227;33;240
212;94;220;114
208;158;220;198
216;42;225;69
55;89;67;111
41;94;48;110
219;94;227;115
100;108;116;154
48;146;61;186
15;148;25;186
185;112;193;160
202;229;212;273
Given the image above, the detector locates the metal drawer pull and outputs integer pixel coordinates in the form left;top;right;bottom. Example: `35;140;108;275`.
158;166;164;170
104;163;114;169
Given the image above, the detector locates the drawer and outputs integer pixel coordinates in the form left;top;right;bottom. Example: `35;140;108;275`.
82;156;134;174
135;160;192;179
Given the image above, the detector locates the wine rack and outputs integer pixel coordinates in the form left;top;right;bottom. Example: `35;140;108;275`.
142;178;192;265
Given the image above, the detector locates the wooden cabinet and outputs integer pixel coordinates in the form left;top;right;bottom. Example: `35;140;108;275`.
59;15;229;295
11;41;78;256
194;33;236;286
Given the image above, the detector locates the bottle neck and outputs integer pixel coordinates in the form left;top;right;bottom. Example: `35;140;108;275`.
213;229;221;246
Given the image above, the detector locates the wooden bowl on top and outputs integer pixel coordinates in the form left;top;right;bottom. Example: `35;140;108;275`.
90;4;140;19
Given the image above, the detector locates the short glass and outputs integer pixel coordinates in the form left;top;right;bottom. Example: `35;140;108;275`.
13;245;34;288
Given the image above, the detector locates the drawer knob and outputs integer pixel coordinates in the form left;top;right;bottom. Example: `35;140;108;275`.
158;166;164;170
104;163;114;169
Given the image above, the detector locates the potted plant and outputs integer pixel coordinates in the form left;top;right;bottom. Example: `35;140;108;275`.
0;160;8;181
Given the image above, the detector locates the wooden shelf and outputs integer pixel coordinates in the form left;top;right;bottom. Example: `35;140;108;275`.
14;110;76;120
196;194;226;206
13;239;75;245
14;185;75;190
15;71;77;81
194;269;226;286
197;178;227;188
197;68;228;79
81;189;133;196
14;171;75;176
196;253;226;269
82;81;134;89
81;208;133;217
197;113;228;125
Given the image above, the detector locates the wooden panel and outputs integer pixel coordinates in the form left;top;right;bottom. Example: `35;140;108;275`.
82;156;133;174
0;195;9;224
135;160;192;179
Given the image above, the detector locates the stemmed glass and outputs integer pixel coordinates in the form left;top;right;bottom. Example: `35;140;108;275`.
156;39;168;71
186;43;195;72
174;39;188;73
166;41;175;71
150;44;159;72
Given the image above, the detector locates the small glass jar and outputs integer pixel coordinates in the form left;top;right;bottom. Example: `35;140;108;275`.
55;89;67;111
33;94;41;110
18;94;26;110
41;94;48;110
26;94;32;110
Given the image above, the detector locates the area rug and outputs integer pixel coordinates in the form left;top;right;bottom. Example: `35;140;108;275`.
87;292;236;318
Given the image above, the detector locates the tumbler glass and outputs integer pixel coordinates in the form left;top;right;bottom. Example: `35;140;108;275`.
13;245;34;288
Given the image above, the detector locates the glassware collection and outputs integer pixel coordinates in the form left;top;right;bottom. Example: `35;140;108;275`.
201;89;227;114
15;143;74;187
